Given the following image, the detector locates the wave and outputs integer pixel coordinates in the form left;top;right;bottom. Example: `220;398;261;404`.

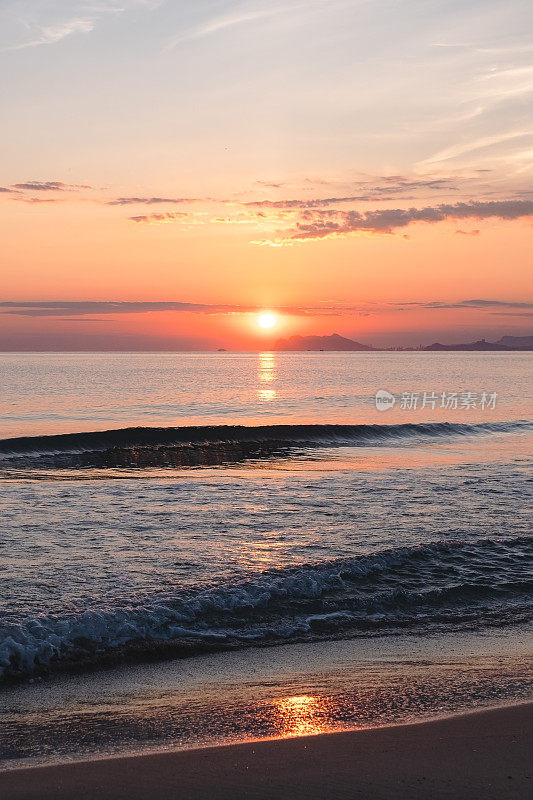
1;535;531;682
0;420;529;469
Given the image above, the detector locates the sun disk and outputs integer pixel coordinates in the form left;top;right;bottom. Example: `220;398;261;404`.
257;312;277;329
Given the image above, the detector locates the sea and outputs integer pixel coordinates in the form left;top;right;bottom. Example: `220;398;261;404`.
0;351;531;768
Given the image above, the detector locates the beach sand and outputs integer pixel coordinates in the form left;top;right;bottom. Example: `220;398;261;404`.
1;702;531;800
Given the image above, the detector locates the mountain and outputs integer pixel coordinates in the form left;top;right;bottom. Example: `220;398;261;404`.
424;337;533;351
272;332;532;352
275;333;374;351
496;335;533;349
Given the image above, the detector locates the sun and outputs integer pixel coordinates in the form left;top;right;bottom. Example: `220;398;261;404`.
257;312;277;329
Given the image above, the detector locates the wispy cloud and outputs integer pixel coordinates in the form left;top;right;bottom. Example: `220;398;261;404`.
417;132;532;169
129;212;190;223
256;180;288;189
1;1;161;51
0;301;255;317
166;0;363;50
7;16;95;50
411;299;533;310
490;311;533;318
108;196;208;206
110;176;458;209
478;64;533;104
11;180;92;191
16;196;65;204
166;3;300;49
245;179;457;209
0;300;344;318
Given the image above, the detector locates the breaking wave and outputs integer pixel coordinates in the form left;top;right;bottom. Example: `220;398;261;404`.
1;535;531;682
0;420;529;469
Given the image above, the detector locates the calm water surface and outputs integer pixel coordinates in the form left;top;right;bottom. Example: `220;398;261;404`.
1;351;530;436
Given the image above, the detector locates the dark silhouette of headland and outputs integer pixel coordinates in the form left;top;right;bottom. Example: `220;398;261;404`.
272;333;533;352
275;333;374;351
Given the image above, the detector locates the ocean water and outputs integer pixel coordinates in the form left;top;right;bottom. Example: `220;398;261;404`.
0;352;531;767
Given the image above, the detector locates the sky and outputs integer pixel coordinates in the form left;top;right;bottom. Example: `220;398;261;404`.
0;0;532;349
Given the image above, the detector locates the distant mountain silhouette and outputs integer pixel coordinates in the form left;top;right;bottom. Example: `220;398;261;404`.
424;336;533;351
271;332;532;352
496;335;533;349
275;333;374;351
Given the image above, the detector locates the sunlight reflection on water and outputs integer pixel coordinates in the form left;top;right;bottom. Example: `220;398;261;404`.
258;352;277;401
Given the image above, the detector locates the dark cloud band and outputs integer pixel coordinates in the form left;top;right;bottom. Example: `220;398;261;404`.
1;299;530;318
286;199;533;239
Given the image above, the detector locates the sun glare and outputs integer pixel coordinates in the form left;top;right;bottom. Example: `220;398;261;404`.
257;312;277;329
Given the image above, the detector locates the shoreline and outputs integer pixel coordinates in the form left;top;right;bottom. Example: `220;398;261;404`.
3;625;531;771
2;701;531;799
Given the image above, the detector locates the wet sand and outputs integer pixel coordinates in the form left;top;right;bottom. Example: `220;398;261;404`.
1;702;531;800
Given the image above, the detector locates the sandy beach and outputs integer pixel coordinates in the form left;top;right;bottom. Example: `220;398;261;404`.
1;702;531;800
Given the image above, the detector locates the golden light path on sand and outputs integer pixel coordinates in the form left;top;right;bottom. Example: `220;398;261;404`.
273;695;336;739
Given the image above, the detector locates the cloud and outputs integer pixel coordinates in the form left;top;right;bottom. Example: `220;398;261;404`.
478;65;533;104
108;196;208;206
455;229;480;236
490;311;533;318
391;299;533;319
166;4;289;49
165;1;369;50
246;195;374;209
2;1;162;51
244;179;458;209
12;181;91;191
2;298;531;320
17;197;64;204
0;301;258;317
415;299;533;310
110;176;458;215
7;17;95;50
417;132;532;168
211;214;264;225
0;300;338;318
256;181;287;189
128;212;191;223
55;318;106;323
261;199;533;242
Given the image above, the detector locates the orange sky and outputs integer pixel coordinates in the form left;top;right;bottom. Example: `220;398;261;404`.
0;0;531;349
